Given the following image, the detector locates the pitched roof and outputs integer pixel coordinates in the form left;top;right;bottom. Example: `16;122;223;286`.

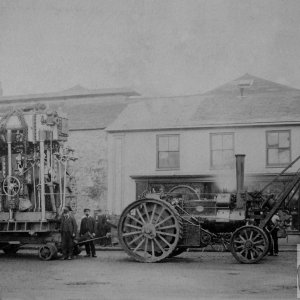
67;102;129;130
0;86;139;104
0;86;139;130
107;74;300;132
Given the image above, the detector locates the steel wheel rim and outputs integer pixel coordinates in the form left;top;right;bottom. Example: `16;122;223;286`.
230;225;269;264
118;199;181;262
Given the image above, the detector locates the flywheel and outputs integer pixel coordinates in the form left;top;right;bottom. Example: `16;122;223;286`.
118;198;182;262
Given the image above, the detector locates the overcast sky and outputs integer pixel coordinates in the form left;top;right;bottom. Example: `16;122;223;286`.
1;0;300;97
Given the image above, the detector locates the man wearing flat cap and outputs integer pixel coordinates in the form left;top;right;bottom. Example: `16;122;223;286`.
60;206;77;260
80;208;97;257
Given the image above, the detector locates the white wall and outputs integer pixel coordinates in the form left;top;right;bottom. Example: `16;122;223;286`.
107;126;300;214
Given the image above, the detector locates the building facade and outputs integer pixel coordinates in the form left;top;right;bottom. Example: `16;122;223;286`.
107;74;300;233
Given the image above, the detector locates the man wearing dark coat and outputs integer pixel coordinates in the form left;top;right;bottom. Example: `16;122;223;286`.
80;208;97;257
60;206;77;260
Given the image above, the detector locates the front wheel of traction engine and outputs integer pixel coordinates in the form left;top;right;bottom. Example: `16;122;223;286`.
118;198;182;262
230;225;269;264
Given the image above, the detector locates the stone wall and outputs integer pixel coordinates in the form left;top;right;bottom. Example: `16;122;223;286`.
67;129;108;223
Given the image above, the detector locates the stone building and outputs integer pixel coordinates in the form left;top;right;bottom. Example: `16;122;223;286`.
0;85;139;222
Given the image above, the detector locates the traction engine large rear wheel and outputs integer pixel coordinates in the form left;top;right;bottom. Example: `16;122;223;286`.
230;225;269;264
118;198;182;262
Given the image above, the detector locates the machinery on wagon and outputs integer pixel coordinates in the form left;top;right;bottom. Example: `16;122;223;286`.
118;155;297;264
0;105;77;260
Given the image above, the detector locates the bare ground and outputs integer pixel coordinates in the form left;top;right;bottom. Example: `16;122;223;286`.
0;249;296;300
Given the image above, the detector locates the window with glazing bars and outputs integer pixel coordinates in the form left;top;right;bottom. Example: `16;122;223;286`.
266;130;291;166
210;133;234;169
157;134;179;169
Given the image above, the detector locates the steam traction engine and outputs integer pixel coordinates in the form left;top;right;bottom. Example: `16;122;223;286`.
118;155;298;264
0;106;77;260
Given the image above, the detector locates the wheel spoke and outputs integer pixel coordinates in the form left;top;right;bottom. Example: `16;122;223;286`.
133;238;145;253
153;237;166;254
123;230;142;237
252;248;259;256
243;230;249;239
238;235;246;242
144;238;149;257
233;240;244;244
158;224;177;230
249;231;253;240
156;231;177;237
136;207;146;223
252;233;261;242
235;245;244;250
154;207;165;225
124;223;143;230
127;214;144;226
150;204;157;223
155;215;173;228
128;234;144;246
151;240;155;257
253;238;264;245
239;249;246;256
142;203;150;221
255;245;265;251
157;234;171;248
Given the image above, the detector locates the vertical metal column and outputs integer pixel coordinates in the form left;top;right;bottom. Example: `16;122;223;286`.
235;154;246;209
7;130;13;221
39;130;46;221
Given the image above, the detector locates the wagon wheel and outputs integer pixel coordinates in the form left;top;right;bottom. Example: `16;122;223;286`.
118;198;182;262
3;176;20;196
3;245;20;255
230;225;269;264
38;244;57;261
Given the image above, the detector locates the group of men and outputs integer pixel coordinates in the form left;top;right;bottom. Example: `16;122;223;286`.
60;207;106;260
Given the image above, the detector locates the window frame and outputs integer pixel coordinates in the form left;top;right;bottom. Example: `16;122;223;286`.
156;134;180;170
266;130;291;167
210;132;235;170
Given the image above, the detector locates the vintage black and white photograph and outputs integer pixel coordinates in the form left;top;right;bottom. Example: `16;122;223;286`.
0;0;299;299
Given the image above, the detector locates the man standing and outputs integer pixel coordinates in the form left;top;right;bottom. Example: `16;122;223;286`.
80;208;97;257
60;206;77;260
269;213;280;256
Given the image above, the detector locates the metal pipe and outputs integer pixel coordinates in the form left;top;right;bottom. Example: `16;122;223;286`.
39;131;46;221
235;154;245;209
62;160;67;209
7;130;13;221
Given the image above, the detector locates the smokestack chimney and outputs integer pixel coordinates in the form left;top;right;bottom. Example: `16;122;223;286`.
235;154;245;209
0;82;3;97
